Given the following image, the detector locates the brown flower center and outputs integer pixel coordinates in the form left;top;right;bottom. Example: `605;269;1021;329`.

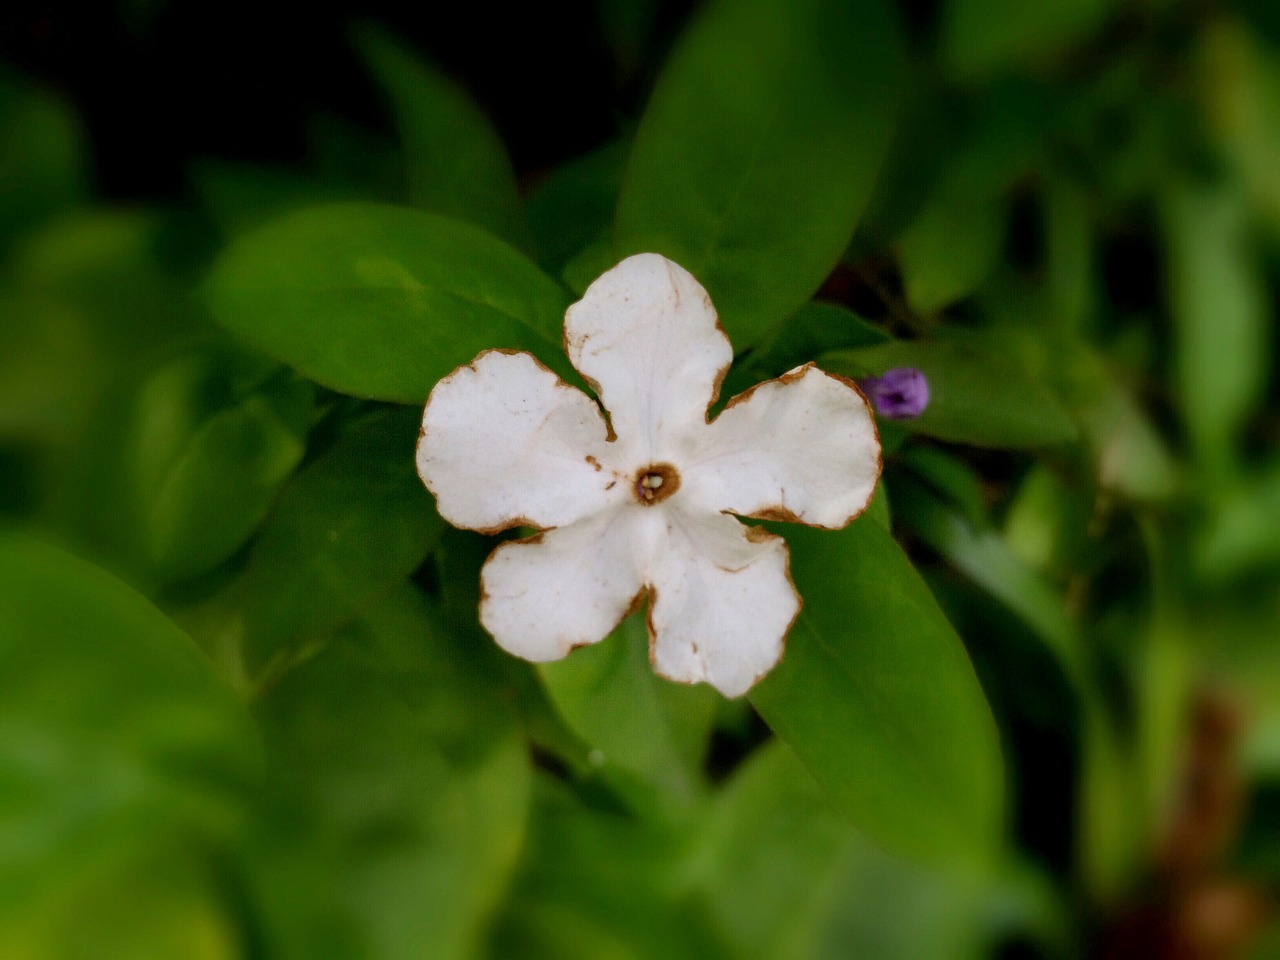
633;463;680;505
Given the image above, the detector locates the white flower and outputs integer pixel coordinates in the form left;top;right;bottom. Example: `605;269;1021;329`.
416;254;881;697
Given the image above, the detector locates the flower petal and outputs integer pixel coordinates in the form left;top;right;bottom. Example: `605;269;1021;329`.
684;364;880;529
563;253;732;461
480;507;648;661
417;349;620;532
646;509;799;697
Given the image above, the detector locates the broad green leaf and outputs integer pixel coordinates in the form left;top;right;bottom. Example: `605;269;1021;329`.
824;336;1078;448
616;0;900;346
241;407;443;676
750;516;1005;866
0;535;259;918
245;586;529;960
538;613;717;806
527;139;630;275
941;0;1112;77
354;25;524;244
205;203;570;403
0;69;88;250
1161;176;1271;483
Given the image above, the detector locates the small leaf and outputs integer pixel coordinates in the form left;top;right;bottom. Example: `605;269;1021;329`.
898;189;1005;313
0;69;88;250
1161;175;1271;484
241;407;443;675
824;336;1078;448
354;25;524;244
538;613;717;805
616;0;900;347
750;516;1005;867
205;202;570;403
0;535;259;919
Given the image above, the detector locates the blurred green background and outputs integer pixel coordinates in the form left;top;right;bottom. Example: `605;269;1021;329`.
2;0;1279;957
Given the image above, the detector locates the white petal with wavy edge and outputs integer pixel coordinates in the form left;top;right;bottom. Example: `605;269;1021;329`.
684;364;880;530
645;508;799;698
480;506;653;662
563;253;732;464
417;349;620;532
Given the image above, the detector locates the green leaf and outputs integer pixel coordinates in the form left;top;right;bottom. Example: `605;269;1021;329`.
527;139;630;275
1160;175;1271;483
538;613;717;806
0;844;241;960
898;189;1005;313
245;585;529;960
891;473;1084;688
751;301;891;377
699;742;1058;960
0;69;88;250
824;336;1078;448
205;202;570;403
941;0;1112;77
53;346;312;587
750;516;1005;867
486;777;727;960
0;535;259;918
353;25;524;244
241;407;443;676
1195;464;1280;582
615;0;900;347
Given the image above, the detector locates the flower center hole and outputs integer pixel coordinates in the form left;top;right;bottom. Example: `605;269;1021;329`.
634;463;680;505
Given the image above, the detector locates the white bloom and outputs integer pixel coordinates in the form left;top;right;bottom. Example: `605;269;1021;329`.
417;253;881;697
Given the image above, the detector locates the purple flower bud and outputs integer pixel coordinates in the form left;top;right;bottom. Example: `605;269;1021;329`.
860;367;930;420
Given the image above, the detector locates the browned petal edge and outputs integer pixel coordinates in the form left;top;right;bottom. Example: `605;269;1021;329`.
416;347;610;536
561;254;736;432
644;527;803;699
719;363;884;532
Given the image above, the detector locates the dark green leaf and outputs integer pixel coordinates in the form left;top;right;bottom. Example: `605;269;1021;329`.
241;407;443;675
205;202;570;403
616;0;900;346
354;25;524;244
527;139;630;275
941;0;1112;77
751;517;1005;867
0;69;88;250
